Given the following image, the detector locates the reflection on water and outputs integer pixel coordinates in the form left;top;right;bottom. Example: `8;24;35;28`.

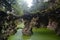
22;35;31;40
8;28;60;40
8;29;31;40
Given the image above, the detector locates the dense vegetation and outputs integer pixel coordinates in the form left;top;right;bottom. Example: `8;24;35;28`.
0;0;60;40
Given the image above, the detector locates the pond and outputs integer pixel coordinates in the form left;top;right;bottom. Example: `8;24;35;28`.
8;28;60;40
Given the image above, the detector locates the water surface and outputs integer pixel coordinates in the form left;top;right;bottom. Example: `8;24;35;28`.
8;28;60;40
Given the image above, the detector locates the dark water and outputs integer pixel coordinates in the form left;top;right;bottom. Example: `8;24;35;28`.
8;28;60;40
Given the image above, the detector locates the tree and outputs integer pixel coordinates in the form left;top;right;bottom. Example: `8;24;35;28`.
29;0;50;13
